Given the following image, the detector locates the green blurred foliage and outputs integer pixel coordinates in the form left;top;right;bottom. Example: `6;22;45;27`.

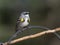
0;0;60;45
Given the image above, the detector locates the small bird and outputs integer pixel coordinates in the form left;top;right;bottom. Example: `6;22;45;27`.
16;11;30;32
8;11;30;42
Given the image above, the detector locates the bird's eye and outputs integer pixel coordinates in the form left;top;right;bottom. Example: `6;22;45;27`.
28;19;30;22
24;13;28;15
20;18;25;22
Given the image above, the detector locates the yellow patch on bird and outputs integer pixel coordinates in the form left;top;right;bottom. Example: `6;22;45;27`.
20;18;24;22
28;18;30;22
29;19;30;22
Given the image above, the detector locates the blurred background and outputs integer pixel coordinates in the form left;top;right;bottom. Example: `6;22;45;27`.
0;0;60;45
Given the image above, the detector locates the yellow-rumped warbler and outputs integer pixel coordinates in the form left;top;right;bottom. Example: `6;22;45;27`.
16;11;30;31
8;11;30;42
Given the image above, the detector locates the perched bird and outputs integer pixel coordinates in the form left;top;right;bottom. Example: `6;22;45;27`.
16;11;30;32
8;11;30;42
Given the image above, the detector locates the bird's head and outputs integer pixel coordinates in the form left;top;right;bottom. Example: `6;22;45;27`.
21;11;29;16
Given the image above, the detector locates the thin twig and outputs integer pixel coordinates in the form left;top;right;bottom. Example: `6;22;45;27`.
3;27;60;45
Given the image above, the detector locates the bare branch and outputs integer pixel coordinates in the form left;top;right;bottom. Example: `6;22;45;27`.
3;27;60;45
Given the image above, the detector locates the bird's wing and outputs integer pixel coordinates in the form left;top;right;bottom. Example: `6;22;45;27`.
15;19;20;32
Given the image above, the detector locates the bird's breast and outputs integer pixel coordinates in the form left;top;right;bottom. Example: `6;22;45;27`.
20;19;29;27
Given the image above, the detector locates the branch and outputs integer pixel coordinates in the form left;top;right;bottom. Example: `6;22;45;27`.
3;27;60;45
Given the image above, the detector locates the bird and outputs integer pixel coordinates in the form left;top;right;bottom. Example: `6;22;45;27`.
16;11;30;32
8;11;30;42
